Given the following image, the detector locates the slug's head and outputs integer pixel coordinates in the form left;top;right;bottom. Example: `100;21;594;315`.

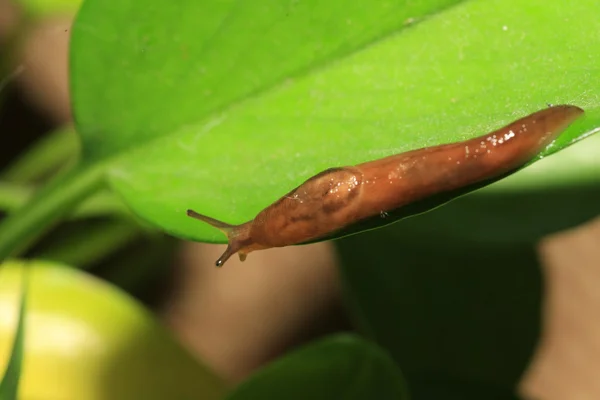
186;209;254;267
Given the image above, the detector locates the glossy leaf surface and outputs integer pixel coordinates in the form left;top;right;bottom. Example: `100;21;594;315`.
70;0;600;243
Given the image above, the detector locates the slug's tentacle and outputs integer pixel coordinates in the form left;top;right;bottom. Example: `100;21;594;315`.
186;209;235;231
187;105;585;267
186;209;253;267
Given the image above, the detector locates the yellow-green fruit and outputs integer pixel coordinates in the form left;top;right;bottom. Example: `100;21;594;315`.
0;260;226;400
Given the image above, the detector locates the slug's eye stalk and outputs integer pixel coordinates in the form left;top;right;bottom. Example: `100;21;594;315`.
214;247;234;267
186;209;252;267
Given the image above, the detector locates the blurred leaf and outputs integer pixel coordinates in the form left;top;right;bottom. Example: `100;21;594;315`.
408;372;522;400
31;218;141;268
0;164;105;259
0;266;26;400
337;227;542;388
226;334;409;400
1;127;79;184
93;234;176;300
0;183;128;220
0;260;226;400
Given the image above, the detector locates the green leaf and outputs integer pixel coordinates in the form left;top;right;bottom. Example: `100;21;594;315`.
0;0;463;260
0;259;226;399
337;228;542;388
226;334;409;400
0;266;27;400
71;0;463;159
72;0;599;244
1;0;599;259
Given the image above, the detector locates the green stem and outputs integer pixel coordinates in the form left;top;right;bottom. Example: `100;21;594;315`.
0;163;105;261
0;182;29;211
1;127;80;183
0;181;128;219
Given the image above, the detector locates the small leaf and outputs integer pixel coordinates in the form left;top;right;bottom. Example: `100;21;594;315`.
226;334;409;400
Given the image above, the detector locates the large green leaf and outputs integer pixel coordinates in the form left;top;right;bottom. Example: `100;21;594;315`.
0;260;226;399
226;334;409;400
70;0;462;159
0;0;464;259
0;0;598;259
77;0;599;243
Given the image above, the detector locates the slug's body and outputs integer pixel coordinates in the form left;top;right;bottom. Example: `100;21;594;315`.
188;105;584;266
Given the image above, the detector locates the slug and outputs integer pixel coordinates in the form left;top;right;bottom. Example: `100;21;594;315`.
188;104;584;267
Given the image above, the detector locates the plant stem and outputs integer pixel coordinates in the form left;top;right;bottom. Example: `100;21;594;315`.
0;163;105;261
1;127;80;183
0;181;128;219
0;182;30;211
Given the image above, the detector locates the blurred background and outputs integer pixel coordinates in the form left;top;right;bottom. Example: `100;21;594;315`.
0;0;599;399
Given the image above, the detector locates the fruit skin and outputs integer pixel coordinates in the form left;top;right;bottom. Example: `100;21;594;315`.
0;260;226;400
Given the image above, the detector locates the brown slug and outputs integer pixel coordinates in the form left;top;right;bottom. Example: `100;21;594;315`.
188;104;584;267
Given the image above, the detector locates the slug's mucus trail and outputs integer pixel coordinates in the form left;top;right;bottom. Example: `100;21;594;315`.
187;105;584;267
